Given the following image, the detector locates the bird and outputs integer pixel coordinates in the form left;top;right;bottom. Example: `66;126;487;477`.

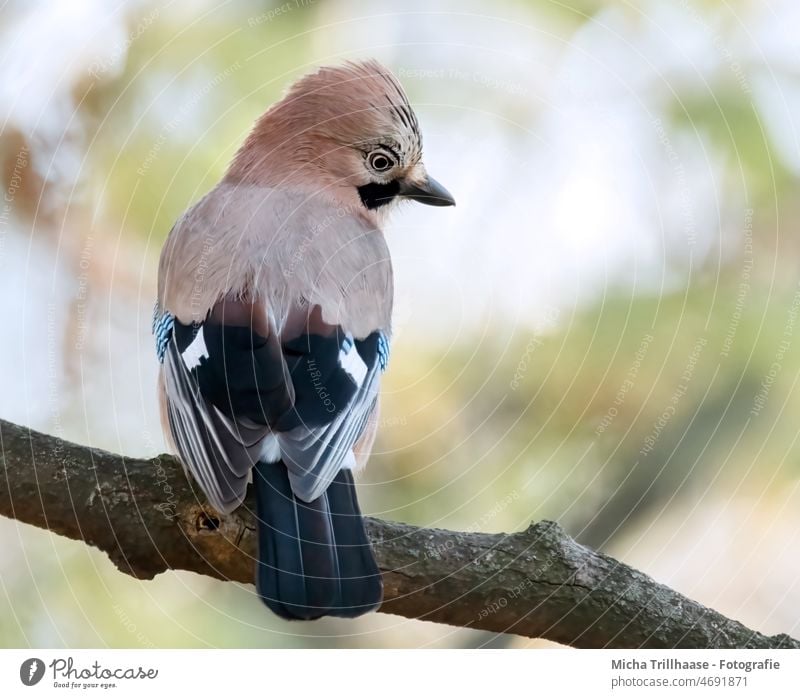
153;59;455;620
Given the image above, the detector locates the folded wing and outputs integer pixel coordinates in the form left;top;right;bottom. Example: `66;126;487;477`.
157;300;388;508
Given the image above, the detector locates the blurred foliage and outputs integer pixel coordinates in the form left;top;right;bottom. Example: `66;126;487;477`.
374;271;800;547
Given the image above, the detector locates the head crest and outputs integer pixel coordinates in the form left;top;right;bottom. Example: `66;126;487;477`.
280;59;421;155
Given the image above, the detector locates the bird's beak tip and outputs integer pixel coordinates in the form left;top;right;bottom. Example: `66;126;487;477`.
399;175;455;207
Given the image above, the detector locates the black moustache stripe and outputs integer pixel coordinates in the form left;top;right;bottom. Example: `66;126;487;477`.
357;180;400;210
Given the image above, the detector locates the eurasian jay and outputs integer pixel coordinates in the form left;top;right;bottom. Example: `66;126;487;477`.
153;60;454;620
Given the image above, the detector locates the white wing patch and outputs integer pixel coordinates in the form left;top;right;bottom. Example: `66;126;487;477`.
339;337;368;386
181;325;209;370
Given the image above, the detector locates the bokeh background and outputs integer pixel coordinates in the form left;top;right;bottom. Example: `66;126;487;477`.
1;0;799;648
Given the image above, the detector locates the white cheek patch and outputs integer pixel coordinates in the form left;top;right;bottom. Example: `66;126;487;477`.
182;326;210;370
339;341;368;386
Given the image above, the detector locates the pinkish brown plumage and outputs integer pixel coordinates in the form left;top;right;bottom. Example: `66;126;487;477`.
225;59;441;217
153;59;454;621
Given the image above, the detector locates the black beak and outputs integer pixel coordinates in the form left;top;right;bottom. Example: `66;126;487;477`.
398;175;456;207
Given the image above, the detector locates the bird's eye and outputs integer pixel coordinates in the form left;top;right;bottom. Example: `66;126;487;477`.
368;151;395;172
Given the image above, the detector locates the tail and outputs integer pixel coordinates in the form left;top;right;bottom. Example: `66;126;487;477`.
253;459;383;620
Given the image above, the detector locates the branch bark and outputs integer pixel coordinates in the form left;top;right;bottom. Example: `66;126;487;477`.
0;418;796;648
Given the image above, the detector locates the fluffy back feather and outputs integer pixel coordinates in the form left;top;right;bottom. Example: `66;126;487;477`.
157;184;393;338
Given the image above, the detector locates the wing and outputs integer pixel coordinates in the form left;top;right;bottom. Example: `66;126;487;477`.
156;299;390;509
276;326;389;502
156;300;294;513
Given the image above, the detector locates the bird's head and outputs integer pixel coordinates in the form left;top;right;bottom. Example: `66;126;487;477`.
226;59;455;216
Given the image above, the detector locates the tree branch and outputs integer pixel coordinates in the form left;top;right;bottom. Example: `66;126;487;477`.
0;418;796;648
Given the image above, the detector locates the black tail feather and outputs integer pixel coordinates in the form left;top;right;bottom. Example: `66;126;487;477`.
254;459;330;619
325;468;383;618
254;460;382;620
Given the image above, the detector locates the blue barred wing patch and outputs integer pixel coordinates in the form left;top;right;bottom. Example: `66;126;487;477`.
152;304;175;364
377;332;390;372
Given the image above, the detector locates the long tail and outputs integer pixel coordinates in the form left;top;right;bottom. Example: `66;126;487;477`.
253;460;383;620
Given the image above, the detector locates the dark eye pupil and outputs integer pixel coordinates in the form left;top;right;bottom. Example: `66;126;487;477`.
371;154;391;171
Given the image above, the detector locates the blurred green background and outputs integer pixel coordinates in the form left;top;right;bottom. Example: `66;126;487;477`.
1;0;799;647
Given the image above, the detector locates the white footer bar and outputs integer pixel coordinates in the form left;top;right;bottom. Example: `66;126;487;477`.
0;649;798;697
